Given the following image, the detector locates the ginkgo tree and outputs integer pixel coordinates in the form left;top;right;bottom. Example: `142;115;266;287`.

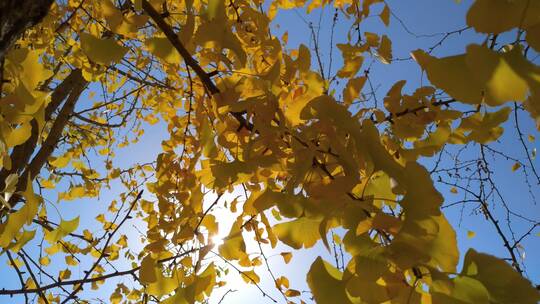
0;0;539;303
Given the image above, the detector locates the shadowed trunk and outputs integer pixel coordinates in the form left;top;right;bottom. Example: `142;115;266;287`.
0;0;54;60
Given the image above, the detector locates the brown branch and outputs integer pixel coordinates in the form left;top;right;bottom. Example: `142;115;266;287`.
18;252;50;304
60;190;143;303
0;69;84;193
141;0;252;131
26;72;86;184
383;98;457;123
211;250;278;303
194;193;223;235
141;0;217;94
6;251;29;304
0;246;208;296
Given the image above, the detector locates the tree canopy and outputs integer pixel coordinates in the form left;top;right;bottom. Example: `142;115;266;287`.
0;0;539;303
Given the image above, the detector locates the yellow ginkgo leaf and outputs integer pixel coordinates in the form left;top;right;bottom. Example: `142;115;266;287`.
467;230;476;239
466;0;540;34
6;48;53;91
147;269;181;297
50;152;72;168
194;20;247;67
379;5;390;26
377;35;392;64
307;257;353;304
39;256;51;266
207;0;225;21
80;33;128;65
412;50;483;104
44;216;80;244
274;217;321;250
512;162;521;172
3;122;32;148
280;252;292;264
144;37;181;64
296;44;311;72
218;220;247;261
343;77;366;105
462;249;540;303
338;56;364;78
0;178;39;248
139;255;157;284
240;270;260;284
9;229;36;253
465;44;529;106
450;187;458;194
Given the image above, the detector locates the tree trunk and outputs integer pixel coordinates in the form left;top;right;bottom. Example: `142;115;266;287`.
0;0;54;60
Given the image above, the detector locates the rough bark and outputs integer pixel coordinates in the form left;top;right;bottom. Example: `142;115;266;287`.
0;0;54;60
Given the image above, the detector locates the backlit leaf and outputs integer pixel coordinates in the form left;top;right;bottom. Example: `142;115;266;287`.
80;33;128;65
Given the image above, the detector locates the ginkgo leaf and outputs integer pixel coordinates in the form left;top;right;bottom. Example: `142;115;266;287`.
3;173;18;203
456;107;511;144
390;215;458;272
145;37;181;64
431;275;490;304
3;122;32;148
50;152;72;168
188;262;216;300
80;33;128;65
240;270;260;284
343;77;366;105
207;0;224;21
139;255;157;284
467;230;476;239
147;269;181;297
465;45;529;106
0;178;39;248
297;44;311;72
39;256;51;266
461;249;540;304
466;0;540;34
283;71;325;126
44;216;79;244
379;5;390;26
412;50;483;104
6;48;54;91
285;289;301;297
199;118;217;158
274;217;321;249
337;57;364;79
377;35;392;64
307;257;353;304
218;220;247;260
512;162;521;172
101;0;148;37
9;229;36;253
194;21;247;67
281;252;292;264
